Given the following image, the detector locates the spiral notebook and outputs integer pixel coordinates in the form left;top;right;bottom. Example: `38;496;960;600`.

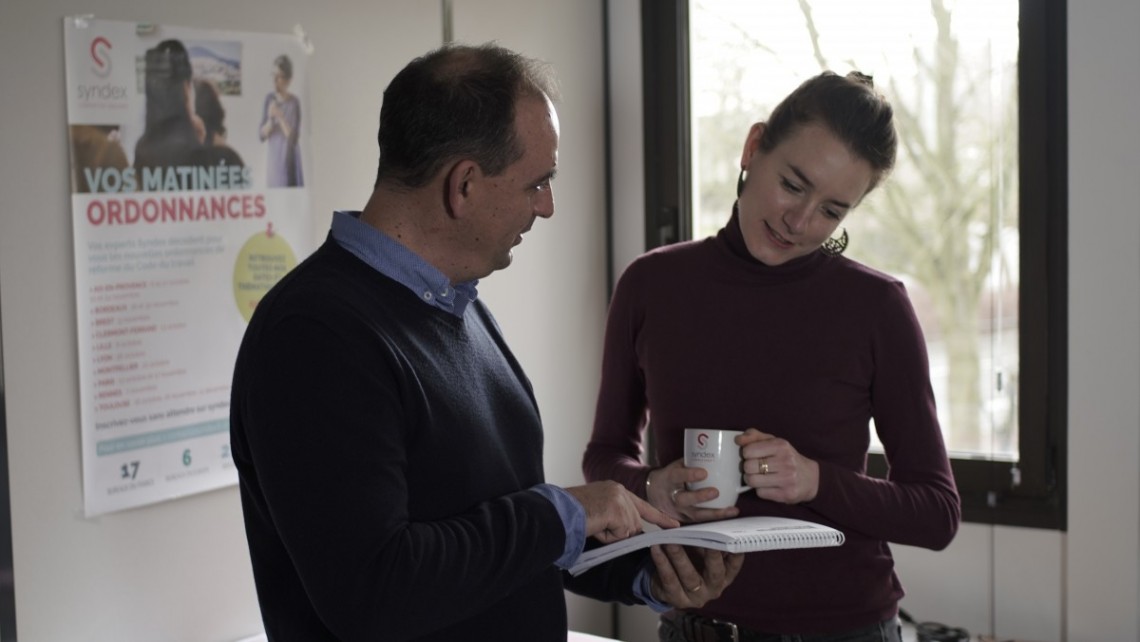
568;516;844;576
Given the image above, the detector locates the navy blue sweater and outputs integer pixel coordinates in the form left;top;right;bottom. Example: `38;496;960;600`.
232;237;641;641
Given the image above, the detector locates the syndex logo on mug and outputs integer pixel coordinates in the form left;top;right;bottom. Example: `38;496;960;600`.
690;432;716;459
77;35;128;103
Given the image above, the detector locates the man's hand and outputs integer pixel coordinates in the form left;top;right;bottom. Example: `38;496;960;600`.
648;545;744;608
564;481;680;543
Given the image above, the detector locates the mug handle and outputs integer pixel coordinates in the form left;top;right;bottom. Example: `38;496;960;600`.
736;484;751;494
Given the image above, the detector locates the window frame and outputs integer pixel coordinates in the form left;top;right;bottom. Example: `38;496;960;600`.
639;0;1067;529
0;294;14;632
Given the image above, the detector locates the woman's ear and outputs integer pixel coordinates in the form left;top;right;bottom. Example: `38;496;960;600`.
740;122;766;169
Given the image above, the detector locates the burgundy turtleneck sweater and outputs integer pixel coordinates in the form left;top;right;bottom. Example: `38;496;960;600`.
583;211;960;634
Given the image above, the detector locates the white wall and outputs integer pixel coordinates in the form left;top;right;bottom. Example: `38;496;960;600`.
0;0;613;639
1065;0;1140;639
607;1;1140;641
449;0;612;634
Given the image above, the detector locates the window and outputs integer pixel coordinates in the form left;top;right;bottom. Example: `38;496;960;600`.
640;0;1066;528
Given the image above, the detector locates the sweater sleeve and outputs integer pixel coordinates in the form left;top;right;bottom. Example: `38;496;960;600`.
234;312;569;640
562;548;651;605
808;281;961;550
582;260;653;495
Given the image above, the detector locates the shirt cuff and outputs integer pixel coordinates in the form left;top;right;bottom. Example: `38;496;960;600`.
634;559;670;612
530;484;586;569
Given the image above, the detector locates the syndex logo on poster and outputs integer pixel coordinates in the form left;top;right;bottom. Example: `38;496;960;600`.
77;35;127;102
90;36;112;76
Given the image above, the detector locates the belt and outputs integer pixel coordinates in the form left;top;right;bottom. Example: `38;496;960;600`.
662;611;898;642
662;611;754;642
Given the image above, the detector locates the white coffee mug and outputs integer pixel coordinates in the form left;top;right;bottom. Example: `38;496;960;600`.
683;428;751;509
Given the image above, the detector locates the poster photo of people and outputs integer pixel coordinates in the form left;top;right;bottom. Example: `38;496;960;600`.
63;17;314;516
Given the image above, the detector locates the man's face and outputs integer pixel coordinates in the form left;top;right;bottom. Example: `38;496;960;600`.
468;95;559;276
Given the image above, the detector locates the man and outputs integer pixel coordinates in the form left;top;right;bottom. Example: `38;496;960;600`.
230;43;742;641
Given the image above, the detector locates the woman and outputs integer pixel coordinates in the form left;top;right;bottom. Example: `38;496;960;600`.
583;71;960;641
133;39;207;173
193;77;244;168
258;54;303;187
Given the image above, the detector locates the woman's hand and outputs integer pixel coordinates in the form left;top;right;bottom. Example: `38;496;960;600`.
646;459;740;523
648;544;744;609
737;429;820;504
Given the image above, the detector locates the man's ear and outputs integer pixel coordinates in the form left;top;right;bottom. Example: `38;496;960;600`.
444;159;481;218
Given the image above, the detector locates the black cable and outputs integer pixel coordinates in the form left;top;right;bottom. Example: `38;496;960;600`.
915;621;971;642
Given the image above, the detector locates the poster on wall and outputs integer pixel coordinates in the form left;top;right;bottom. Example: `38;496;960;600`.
63;17;315;516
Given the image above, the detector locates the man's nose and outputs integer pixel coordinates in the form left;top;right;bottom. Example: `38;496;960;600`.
535;187;555;219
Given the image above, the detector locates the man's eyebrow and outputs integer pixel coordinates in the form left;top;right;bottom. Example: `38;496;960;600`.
535;167;557;184
789;163;853;209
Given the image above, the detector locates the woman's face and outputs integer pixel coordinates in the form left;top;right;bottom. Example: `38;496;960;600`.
736;121;874;266
273;67;290;94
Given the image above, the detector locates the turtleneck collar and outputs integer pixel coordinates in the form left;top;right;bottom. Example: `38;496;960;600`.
712;203;830;280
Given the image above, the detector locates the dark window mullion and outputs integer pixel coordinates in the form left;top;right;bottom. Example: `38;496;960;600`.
641;0;690;251
1015;0;1068;522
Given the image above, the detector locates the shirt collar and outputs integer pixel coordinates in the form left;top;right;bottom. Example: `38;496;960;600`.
330;210;478;317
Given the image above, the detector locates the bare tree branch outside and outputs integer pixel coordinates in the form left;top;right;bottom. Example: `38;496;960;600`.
691;0;1019;458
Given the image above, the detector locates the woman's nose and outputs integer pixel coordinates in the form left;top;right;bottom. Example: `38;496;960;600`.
782;202;811;234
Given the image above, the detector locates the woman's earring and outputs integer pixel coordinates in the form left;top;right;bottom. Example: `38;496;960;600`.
820;228;848;256
736;169;746;197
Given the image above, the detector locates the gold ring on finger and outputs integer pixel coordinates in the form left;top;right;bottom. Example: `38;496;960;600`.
760;461;770;475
